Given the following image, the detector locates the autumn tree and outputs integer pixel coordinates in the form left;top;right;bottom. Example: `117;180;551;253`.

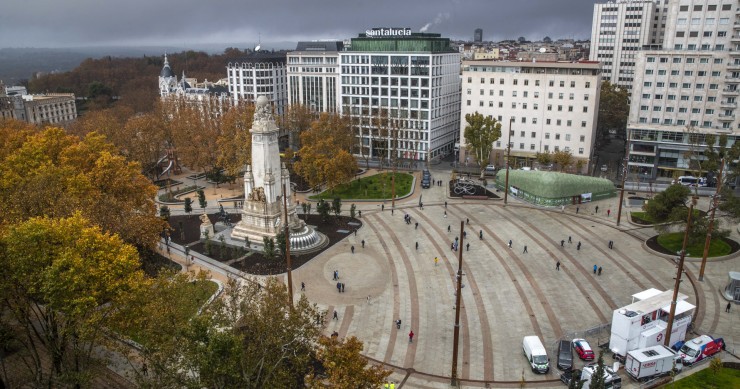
597;81;629;140
307;336;391;388
217;101;255;178
0;214;147;387
463;112;502;178
294;112;357;191
133;278;323;388
552;150;574;172
280;103;315;150
0;126;164;248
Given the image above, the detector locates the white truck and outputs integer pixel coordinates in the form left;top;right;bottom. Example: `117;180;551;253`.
523;336;549;374
625;345;682;381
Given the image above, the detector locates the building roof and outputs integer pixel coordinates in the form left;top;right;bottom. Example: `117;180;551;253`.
160;54;175;78
294;41;344;52
230;51;288;64
495;170;615;198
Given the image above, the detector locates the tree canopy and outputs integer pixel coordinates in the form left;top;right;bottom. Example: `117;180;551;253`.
597;81;629;140
463;112;501;178
0;126;164;248
294;112;357;191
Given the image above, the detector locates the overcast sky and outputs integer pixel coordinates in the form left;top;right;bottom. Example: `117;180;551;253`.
1;0;596;49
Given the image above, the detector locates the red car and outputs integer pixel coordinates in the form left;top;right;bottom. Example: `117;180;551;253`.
572;339;595;361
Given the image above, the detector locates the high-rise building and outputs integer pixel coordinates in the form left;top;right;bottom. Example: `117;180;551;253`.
627;0;740;179
474;28;483;43
287;41;343;113
460;60;602;172
227;51;289;115
21;94;77;125
590;0;669;91
338;29;461;162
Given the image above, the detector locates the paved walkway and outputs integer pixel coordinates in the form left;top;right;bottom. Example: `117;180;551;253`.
157;166;740;388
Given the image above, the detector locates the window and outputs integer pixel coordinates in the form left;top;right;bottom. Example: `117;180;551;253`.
530;144;535;150
568;106;574;112
513;79;518;85
558;93;564;99
722;4;731;10
534;92;539;98
535;80;540;86
520;131;525;137
512;91;517;97
578;148;584;155
640;105;649;111
533;103;538;110
642;94;651;99
570;81;575;87
549;80;554;87
670;82;678;88
555;133;561;140
686;58;695;63
511;103;516;109
499;90;504;96
720;18;729;25
524;91;528;97
585;82;591;88
581;121;586;128
569;93;574;100
694;96;703;101
696;83;704;89
533;118;537;124
671;70;679;76
500;78;504;84
546;119;551;125
679;5;688;11
466;100;471;106
684;71;693;76
480;101;484;107
531;132;536;138
639;117;648;123
544;145;549;151
519;143;524;150
644;82;653;87
498;102;503;108
560;81;565;87
547;104;552;111
580;135;585;142
523;103;528;109
524;80;529;86
481;78;485;83
681;96;689;101
677;119;686;125
548;92;554;99
583;107;588;113
584;94;589;101
668;95;676;100
545;132;550;139
556;119;561;126
647;57;656;62
558;105;563;111
708;4;716;11
679;107;688;113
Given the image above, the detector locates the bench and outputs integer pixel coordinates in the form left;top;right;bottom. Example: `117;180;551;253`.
462;195;489;200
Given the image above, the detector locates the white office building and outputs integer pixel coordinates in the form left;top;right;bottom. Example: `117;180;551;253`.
338;30;461;162
590;0;670;91
227;51;289;115
287;41;343;113
460;60;602;172
627;0;740;179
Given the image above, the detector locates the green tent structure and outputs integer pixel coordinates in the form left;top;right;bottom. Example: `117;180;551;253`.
494;170;616;206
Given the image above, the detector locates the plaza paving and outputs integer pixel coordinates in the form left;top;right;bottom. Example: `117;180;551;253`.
160;166;740;388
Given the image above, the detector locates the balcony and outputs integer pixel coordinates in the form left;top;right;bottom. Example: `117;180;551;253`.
733;35;740;43
718;114;736;121
720;101;738;108
727;75;740;82
728;63;740;71
722;88;740;95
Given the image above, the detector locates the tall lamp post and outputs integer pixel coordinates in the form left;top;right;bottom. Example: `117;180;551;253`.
282;184;294;307
664;196;697;348
699;158;724;281
503;117;513;206
616;129;631;226
450;221;465;385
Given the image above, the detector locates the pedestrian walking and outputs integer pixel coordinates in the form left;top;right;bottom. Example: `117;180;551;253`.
415;222;418;229
333;270;338;280
434;257;439;266
415;242;419;250
479;230;483;240
341;283;345;293
396;319;402;329
382;204;385;211
608;240;613;249
142;362;148;376
466;242;470;251
466;218;470;225
333;311;338;320
392;208;394;215
561;239;565;247
508;239;513;248
362;239;365;248
593;265;597;274
301;282;305;291
354;229;357;236
463;231;467;239
727;302;732;313
576;207;579;214
448;225;451;232
358;210;362;218
577;242;582;250
444;210;447;218
409;330;414;343
607;209;611;217
523;245;528;253
351;245;355;254
561;205;565;212
595;205;599;214
451;242;455;250
598;267;603;276
445;201;448;208
337;282;341;292
556;261;561;271
419;202;423;210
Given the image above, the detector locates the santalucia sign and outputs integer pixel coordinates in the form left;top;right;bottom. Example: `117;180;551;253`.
365;28;412;37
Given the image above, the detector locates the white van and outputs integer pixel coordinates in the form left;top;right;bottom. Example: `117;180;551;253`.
523;336;550;373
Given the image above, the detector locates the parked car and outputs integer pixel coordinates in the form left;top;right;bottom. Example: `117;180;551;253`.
557;339;573;371
573;338;595;361
484;164;496;174
421;177;430;189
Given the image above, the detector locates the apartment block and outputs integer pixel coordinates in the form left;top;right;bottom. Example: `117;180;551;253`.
227;51;289;115
460;60;602;171
287;41;342;113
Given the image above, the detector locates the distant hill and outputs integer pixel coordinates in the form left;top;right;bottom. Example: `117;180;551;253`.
0;43;297;86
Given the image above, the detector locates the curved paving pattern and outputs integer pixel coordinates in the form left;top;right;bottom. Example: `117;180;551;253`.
298;202;712;385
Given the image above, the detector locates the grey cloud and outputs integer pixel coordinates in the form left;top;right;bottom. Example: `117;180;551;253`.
0;0;596;48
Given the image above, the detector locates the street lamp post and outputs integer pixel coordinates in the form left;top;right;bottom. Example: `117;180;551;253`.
699;158;724;281
616;129;631;226
504;117;513;206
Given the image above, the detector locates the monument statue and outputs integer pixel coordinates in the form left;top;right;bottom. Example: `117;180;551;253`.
230;96;325;252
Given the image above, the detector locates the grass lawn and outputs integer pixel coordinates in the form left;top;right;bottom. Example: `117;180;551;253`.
126;279;219;346
631;211;656;224
657;232;731;257
310;172;414;200
672;365;740;388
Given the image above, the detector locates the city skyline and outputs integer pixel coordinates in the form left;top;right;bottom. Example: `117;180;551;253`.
0;0;597;49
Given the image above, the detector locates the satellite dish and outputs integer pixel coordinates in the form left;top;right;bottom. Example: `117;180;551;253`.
255;44;261;51
539;47;546;53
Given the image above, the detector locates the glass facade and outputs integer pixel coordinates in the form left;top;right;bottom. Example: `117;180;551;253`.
350;33;456;53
